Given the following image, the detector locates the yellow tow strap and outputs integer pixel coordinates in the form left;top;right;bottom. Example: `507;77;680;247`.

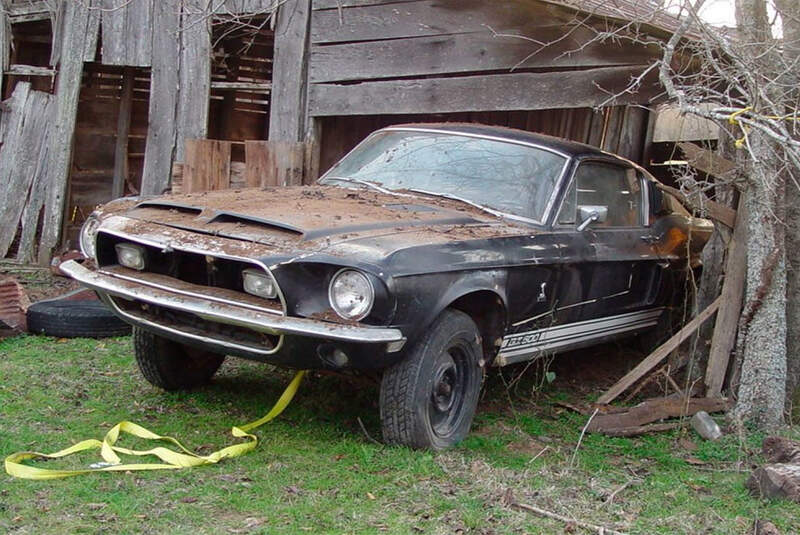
5;371;306;480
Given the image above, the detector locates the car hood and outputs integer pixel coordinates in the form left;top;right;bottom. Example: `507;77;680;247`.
118;186;529;258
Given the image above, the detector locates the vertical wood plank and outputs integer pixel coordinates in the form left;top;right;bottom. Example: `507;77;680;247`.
112;67;134;199
304;118;322;183
183;139;231;193
269;0;311;142
274;141;306;186
245;140;276;188
39;1;98;264
100;0;154;66
175;0;211;162
141;0;181;196
705;201;748;397
0;0;10;95
17;95;55;263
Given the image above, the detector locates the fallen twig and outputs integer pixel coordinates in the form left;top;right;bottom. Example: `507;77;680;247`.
571;408;599;468
511;501;628;535
604;479;642;506
356;417;383;446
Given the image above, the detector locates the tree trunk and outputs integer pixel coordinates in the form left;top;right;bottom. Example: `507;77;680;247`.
774;0;800;420
732;137;787;428
730;0;789;429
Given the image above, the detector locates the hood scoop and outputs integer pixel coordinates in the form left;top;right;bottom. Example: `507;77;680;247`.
208;211;304;235
135;201;203;215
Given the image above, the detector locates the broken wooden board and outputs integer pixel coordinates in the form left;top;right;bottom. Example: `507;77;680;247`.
705;201;747;397
0;84;53;259
597;295;722;404
586;397;729;434
678;141;737;179
182;139;232;193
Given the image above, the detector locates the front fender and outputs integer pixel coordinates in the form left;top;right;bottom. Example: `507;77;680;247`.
392;269;508;342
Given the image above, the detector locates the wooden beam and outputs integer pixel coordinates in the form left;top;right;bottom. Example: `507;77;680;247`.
587;397;729;433
141;0;180;196
175;0;211;162
309;65;663;117
269;0;311;142
656;182;737;229
597;296;723;404
4;64;55;76
310;27;660;84
705;201;747;397
210;81;271;91
112;67;135;199
38;2;99;264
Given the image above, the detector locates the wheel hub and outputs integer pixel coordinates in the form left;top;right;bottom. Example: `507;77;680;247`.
432;361;457;412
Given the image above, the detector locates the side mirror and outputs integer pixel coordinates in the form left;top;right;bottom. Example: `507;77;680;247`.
577;205;608;231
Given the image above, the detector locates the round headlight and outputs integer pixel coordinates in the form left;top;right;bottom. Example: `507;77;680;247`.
328;269;374;321
79;215;101;259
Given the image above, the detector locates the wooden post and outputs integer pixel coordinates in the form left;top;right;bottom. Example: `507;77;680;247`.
38;1;99;264
0;0;10;96
705;201;748;397
597;296;723;404
112;67;135;199
268;0;311;143
141;0;181;196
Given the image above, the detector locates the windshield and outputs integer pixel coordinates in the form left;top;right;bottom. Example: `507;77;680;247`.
320;130;569;222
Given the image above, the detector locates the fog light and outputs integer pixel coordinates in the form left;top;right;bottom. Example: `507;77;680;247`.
242;268;277;299
115;243;146;270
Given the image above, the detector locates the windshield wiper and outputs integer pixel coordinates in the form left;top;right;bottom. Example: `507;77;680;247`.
322;176;405;196
407;188;534;224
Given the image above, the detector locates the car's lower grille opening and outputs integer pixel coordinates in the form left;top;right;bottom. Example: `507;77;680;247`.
112;297;279;352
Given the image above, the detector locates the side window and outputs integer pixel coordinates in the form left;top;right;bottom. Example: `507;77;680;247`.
572;162;641;227
557;178;577;225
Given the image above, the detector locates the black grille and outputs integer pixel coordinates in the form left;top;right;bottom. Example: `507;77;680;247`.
96;232;282;310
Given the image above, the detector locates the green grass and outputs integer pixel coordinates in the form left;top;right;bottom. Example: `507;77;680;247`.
1;335;799;534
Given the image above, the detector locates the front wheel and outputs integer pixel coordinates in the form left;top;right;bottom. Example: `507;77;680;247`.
380;309;484;449
133;327;225;391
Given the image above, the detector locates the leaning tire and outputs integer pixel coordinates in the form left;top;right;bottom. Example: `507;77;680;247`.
27;300;132;338
133;327;225;391
380;309;484;450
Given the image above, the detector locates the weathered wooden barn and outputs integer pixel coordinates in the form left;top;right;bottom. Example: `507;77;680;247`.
0;0;697;264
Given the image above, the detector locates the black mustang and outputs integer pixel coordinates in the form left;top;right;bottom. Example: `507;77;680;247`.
64;124;712;449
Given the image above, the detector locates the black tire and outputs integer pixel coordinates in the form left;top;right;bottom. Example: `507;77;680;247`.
380;309;484;450
27;300;132;338
133;327;225;391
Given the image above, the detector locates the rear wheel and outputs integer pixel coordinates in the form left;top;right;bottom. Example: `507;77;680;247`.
380;309;483;449
133;327;225;391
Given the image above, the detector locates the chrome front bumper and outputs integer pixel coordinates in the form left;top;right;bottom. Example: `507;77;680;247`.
60;260;406;352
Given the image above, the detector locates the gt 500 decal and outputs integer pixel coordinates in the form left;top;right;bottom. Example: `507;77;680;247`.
497;307;665;365
501;331;543;349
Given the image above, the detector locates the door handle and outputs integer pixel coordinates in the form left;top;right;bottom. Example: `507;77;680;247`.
640;235;659;244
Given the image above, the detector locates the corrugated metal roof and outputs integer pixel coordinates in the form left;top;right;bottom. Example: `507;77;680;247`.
0;278;30;332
